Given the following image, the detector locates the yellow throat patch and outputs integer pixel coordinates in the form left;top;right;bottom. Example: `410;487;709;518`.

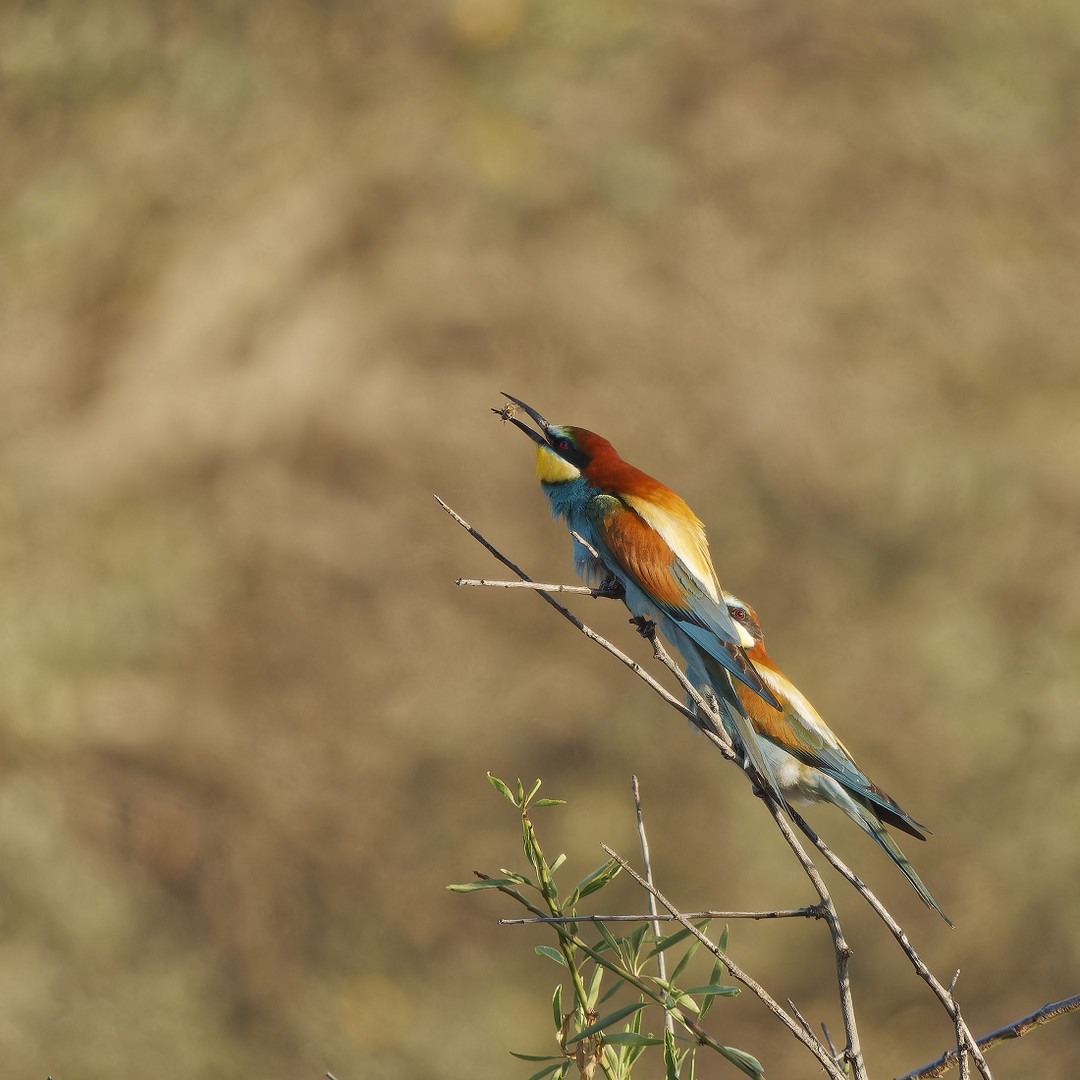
535;444;581;484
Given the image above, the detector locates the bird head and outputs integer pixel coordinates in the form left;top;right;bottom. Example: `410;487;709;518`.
724;595;766;654
495;393;606;485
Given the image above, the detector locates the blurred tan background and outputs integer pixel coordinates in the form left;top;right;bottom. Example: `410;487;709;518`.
3;1;1079;1076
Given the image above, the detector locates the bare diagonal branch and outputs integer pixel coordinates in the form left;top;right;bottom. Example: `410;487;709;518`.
896;993;1080;1080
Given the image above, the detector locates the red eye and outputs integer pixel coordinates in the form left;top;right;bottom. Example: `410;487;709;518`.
732;609;745;619
557;439;570;451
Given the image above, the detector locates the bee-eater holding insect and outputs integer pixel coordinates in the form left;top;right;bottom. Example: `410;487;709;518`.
495;393;786;801
724;594;951;924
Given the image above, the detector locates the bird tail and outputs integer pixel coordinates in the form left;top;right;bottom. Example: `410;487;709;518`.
687;650;787;805
844;795;953;926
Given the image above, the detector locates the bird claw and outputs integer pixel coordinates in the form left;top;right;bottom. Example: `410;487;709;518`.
594;575;625;601
630;615;656;639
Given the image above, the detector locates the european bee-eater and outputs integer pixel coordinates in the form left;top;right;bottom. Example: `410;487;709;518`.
725;595;951;924
496;393;786;800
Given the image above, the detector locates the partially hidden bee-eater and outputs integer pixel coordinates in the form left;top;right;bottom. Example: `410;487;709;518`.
725;594;950;924
496;393;786;801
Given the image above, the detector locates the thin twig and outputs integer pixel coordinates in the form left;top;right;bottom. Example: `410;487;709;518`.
601;844;847;1080
631;776;673;1036
457;578;602;595
500;907;821;925
897;994;1080;1080
571;530;600;559
787;997;817;1043
951;970;971;1080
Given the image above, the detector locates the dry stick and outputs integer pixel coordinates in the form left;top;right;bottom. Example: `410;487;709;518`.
948;971;971;1080
897;993;1080;1080
500;907;820;925
458;578;601;596
602;844;847;1080
631;775;674;1037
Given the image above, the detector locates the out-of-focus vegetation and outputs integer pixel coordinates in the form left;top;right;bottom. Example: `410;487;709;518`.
2;0;1079;1076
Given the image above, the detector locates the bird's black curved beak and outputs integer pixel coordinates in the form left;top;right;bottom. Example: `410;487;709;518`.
492;392;550;447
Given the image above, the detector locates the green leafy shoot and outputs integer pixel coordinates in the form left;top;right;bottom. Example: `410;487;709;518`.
454;776;757;1080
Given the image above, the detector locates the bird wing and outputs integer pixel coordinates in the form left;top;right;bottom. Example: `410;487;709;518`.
740;664;928;839
585;494;780;708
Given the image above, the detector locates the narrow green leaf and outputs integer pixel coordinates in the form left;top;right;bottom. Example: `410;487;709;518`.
585;962;604;1010
684;984;739;998
594;921;621;955
526;778;543;804
570;859;622;904
487;773;516;804
510;1051;560;1062
523;820;543;878
620;1008;651;1070
603;1032;664;1047
551;983;563;1032
516;778;526;803
549;853;567;873
597;978;623;1006
718;924;729;952
532;798;566;807
715;1044;765;1079
564;1002;647;1046
669;943;699;985
535;945;567;967
527;1061;570;1080
664;1028;681;1080
674;992;700;1014
446;877;522;892
497;868;534;886
700;957;726;1018
646;921;710;960
625;923;650;964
